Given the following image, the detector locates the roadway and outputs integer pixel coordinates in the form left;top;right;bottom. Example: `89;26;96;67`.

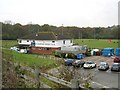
76;67;119;88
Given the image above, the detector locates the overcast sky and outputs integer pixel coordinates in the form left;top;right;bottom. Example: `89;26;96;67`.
0;0;119;27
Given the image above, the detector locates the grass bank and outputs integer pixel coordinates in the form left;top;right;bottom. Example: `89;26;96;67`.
2;49;63;72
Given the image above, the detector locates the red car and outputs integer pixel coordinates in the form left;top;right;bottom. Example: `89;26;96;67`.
113;57;120;63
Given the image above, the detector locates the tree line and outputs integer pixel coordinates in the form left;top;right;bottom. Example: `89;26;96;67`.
1;22;119;40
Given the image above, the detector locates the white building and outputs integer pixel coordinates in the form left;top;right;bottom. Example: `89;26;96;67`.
17;32;73;54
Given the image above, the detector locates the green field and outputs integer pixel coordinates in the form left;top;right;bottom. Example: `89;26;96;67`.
74;39;119;50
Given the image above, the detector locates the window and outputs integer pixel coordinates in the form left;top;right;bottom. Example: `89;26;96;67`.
47;48;50;50
27;40;29;42
19;40;22;43
33;40;35;42
70;40;72;43
63;40;65;44
52;41;55;43
31;41;35;46
43;48;47;50
38;48;42;50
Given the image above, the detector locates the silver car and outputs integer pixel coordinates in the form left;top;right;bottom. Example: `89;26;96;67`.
98;62;109;71
111;63;120;72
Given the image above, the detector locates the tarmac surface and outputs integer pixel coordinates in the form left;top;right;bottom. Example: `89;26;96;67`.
48;56;120;89
75;56;119;88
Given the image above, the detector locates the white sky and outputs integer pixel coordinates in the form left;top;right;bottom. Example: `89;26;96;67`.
0;0;119;27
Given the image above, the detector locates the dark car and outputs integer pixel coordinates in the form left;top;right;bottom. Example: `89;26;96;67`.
64;59;75;66
111;63;120;72
72;60;85;68
98;62;109;71
113;56;120;63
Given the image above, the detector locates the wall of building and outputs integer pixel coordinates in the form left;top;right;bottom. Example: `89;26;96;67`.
30;46;60;54
18;39;73;47
35;39;73;47
18;39;33;45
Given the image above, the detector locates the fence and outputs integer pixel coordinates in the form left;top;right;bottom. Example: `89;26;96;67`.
18;64;85;89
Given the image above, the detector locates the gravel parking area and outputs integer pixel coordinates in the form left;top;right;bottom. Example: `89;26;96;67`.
82;56;114;67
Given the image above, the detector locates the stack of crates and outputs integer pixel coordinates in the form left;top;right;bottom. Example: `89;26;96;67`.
116;48;120;56
102;48;114;56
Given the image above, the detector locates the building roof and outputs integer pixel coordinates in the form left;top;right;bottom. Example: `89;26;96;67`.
18;32;71;40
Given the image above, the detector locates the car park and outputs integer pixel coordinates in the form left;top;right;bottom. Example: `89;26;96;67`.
98;62;109;71
72;60;85;68
62;56;119;88
113;56;120;63
111;63;120;72
83;61;96;69
64;59;75;66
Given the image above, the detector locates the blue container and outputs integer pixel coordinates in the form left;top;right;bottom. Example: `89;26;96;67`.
77;54;85;59
102;48;114;56
116;48;120;56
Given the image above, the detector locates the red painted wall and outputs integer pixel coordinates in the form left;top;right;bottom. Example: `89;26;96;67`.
30;47;60;54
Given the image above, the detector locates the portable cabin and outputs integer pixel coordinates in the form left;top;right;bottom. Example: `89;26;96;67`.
116;48;120;56
102;48;114;56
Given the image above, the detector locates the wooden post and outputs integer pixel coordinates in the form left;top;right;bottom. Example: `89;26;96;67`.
71;79;79;90
35;66;40;89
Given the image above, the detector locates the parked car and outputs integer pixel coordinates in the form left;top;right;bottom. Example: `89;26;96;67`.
64;59;75;66
10;46;19;52
98;62;109;71
83;61;96;69
113;56;120;63
19;49;27;53
72;60;85;68
111;63;120;72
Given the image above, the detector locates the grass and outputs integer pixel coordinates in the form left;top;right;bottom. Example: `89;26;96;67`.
74;39;119;50
2;40;63;71
40;76;69;89
2;49;62;71
1;40;17;49
41;76;60;88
